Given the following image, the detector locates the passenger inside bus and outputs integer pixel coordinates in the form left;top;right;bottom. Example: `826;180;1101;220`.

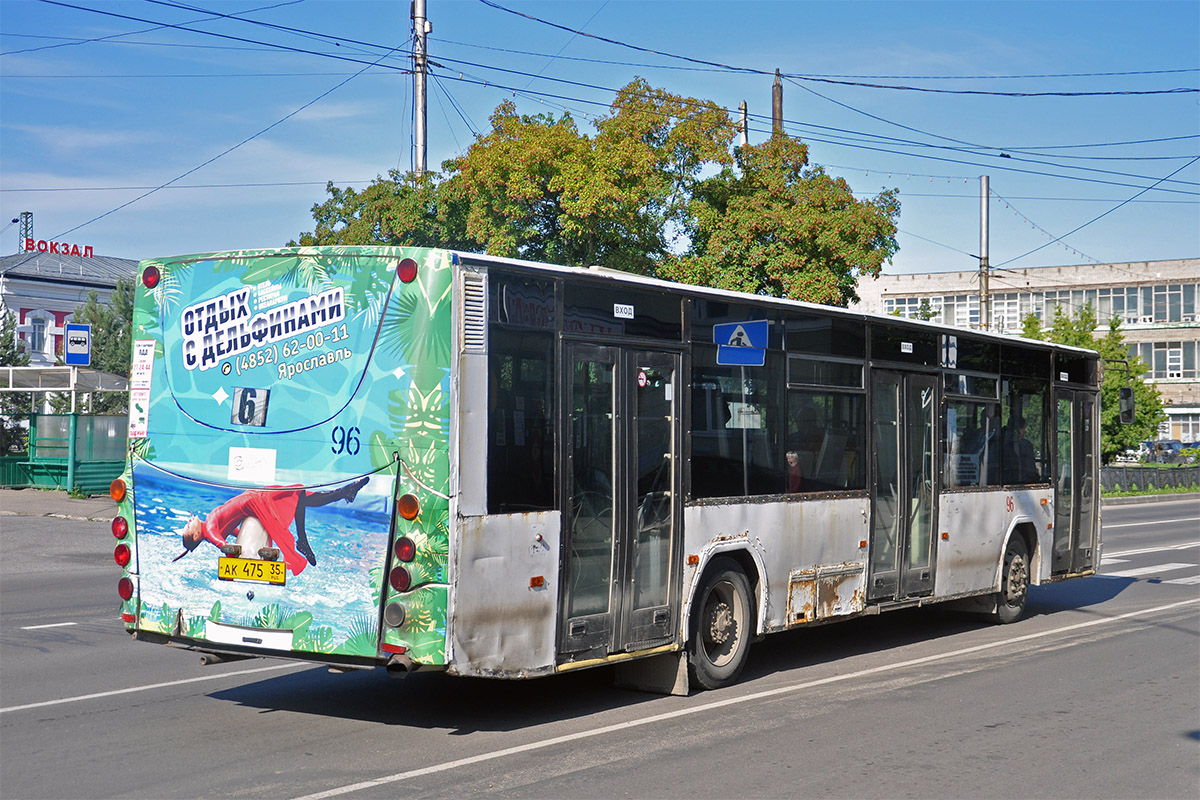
1003;416;1040;484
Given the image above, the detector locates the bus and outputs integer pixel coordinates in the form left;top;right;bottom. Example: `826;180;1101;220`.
110;246;1103;692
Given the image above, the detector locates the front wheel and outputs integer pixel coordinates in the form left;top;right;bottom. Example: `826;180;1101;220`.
687;557;754;690
994;536;1030;624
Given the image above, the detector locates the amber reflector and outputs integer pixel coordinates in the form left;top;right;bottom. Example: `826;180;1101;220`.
110;478;126;502
398;493;420;520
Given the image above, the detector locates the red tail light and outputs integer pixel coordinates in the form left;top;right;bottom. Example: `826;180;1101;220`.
397;257;418;283
110;478;126;502
398;493;420;520
112;516;128;538
117;577;134;601
394;536;416;562
141;265;160;289
389;566;411;593
121;612;136;623
114;543;131;567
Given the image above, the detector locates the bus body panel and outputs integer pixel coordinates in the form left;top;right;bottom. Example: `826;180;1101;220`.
449;511;561;677
123;247;455;666
935;488;1052;595
682;496;871;633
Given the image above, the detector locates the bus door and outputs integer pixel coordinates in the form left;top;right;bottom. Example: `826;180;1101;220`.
1052;390;1098;574
868;371;938;601
560;344;681;658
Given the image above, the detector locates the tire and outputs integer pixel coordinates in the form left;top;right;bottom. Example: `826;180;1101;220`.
994;535;1030;624
687;556;754;690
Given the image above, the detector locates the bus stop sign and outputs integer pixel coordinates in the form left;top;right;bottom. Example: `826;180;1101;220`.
714;320;767;366
63;323;91;366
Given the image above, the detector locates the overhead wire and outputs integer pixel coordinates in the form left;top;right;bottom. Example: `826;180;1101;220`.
475;0;1199;96
993;156;1200;269
47;40;410;241
0;0;305;56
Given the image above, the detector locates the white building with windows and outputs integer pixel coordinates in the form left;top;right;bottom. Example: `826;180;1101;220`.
853;258;1200;443
0;250;138;366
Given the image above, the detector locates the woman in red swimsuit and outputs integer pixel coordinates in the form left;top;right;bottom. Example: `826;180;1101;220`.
174;477;369;574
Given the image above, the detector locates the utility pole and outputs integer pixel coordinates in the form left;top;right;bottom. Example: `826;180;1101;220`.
412;0;430;174
979;175;990;331
17;212;31;252
738;101;748;147
772;69;783;136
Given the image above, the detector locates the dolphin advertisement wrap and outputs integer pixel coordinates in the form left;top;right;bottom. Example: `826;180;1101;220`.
115;247;453;664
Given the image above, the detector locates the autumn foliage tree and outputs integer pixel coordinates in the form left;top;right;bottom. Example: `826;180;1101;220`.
295;79;898;304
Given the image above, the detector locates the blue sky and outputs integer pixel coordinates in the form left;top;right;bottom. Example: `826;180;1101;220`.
2;0;1197;275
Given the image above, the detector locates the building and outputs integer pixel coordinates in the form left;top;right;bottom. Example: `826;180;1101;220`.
0;249;138;366
853;258;1200;444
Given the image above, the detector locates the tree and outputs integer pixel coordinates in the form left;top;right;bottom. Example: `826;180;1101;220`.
64;280;134;414
295;80;898;303
658;135;899;305
1020;305;1163;463
0;310;31;452
292;170;470;249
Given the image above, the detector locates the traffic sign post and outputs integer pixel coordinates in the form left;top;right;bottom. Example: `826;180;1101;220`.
63;323;91;367
714;320;768;367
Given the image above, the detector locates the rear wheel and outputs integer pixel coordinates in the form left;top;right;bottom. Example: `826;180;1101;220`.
994;536;1030;624
687;557;753;690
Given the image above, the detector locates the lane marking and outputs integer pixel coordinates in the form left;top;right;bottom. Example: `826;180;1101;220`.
1099;558;1128;565
19;622;78;631
1104;518;1199;530
1102;562;1193;578
290;598;1200;800
1164;575;1200;585
1103;542;1199;558
0;663;299;714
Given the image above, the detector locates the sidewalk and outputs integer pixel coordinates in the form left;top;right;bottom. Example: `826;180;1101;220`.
0;487;117;522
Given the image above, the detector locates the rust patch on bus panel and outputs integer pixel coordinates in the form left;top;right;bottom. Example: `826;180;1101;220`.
786;563;865;625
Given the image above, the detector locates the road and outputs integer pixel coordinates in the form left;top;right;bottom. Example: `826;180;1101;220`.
1;497;1197;799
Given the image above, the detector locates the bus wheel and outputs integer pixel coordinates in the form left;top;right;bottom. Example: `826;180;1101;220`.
687;557;753;690
994;536;1029;624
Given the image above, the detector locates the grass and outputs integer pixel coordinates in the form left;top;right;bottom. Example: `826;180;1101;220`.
1102;484;1199;498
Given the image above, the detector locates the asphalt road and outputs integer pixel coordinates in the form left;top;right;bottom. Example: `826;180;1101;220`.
1;497;1197;800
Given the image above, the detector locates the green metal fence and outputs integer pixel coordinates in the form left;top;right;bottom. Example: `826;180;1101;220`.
2;414;126;495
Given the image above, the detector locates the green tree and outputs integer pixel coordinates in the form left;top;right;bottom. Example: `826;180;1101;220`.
292;170;470;249
0;310;31;452
1020;305;1163;463
65;280;134;414
658;135;899;305
295;80;897;303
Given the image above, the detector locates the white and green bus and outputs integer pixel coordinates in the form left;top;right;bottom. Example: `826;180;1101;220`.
111;246;1103;692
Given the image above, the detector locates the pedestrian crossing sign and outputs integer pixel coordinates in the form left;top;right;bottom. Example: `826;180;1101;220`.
714;319;768;366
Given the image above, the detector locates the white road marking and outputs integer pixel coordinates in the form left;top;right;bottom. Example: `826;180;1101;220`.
1103;542;1199;558
1163;575;1200;586
1102;562;1193;578
19;622;78;631
0;663;299;714
1104;517;1200;530
1099;558;1128;565
290;598;1200;800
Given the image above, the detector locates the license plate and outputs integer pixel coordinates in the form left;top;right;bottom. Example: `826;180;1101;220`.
217;556;285;586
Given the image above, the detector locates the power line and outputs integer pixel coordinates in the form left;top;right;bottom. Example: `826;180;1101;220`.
432;36;1199;82
993;156;1200;269
475;0;1199;97
0;0;304;57
31;0;411;72
47;41;408;241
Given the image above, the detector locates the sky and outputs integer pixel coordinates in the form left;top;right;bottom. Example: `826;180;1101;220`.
1;0;1198;277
